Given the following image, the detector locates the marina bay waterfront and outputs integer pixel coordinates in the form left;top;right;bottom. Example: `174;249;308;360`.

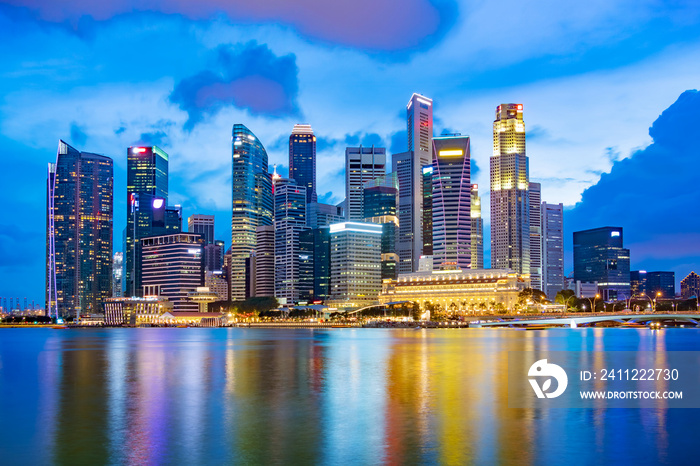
1;328;698;464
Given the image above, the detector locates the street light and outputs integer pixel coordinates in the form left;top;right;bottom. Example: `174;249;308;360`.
654;291;662;312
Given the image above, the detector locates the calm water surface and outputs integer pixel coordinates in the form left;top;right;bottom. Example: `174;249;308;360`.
1;328;698;465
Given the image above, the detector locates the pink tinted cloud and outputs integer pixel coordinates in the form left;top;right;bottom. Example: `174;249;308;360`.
195;76;290;114
4;0;447;50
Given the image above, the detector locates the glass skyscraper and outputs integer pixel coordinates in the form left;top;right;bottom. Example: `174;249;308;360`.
231;124;273;300
363;173;399;280
573;226;631;301
47;140;113;318
431;135;471;271
289;124;317;204
124;145;175;297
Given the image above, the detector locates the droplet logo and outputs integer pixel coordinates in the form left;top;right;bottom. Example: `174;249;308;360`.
528;359;568;399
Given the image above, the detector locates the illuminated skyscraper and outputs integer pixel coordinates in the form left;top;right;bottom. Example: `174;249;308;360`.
274;179;308;304
470;184;484;269
330;222;383;305
46;140;113;318
422;165;433;257
112;252;123;298
231;124;273;300
431;135;471;271
188;214;215;244
124;145;179;297
363;173;399;280
573;226;630;301
345;146;386;221
529;182;542;290
490;104;530;275
541;202;564;299
681;272;700;299
396;93;434;273
289;124;317;204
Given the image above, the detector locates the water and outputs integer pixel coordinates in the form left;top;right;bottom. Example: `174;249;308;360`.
0;328;698;465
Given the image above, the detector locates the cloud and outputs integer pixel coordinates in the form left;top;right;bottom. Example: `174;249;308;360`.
389;130;407;154
566;90;700;275
170;42;299;130
69;122;87;146
3;0;458;52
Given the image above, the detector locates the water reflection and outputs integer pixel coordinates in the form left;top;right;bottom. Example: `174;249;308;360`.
0;328;698;464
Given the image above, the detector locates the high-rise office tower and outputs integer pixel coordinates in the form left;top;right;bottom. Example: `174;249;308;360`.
422;165;433;256
289;124;317;204
255;225;275;297
125;145;178;297
307;202;344;228
231;124;273;300
470;184;484;269
395;93;434;274
541;202;564;299
188;214;215;244
630;270;647;296
431;135;471;271
307;227;331;303
140;233;205;311
47;140;113;318
204;240;224;272
573;227;631;301
529;182;542;290
681;272;700;299
330;222;383;305
491;103;530;275
645;271;675;298
112;252;123;298
363;173;399;280
274;179;309;304
345;146;386;221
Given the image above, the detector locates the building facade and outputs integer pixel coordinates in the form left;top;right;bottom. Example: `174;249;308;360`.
379;269;528;312
307;202;344;228
681;272;700;299
645;271;675;298
470;184;484;269
345;146;386;221
231;124;273;300
140;233;205;312
112;252;123;298
490;104;530;275
104;296;171;326
431;135;471;271
289;124;317;204
573;227;630;301
422;165;433;257
541;202;564;299
630;270;647;296
274;179;309;304
47;140;113;318
330;222;383;306
528;182;542;290
254;225;275;297
188;214;215;244
363;173;400;280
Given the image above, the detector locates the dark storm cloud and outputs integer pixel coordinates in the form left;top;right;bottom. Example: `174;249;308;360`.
566;89;700;265
170;42;300;130
3;0;458;53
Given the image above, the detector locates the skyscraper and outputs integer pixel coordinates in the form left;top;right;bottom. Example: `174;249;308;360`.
529;182;542;290
645;271;675;298
395;93;434;274
630;270;647;296
541;202;564;299
422;165;433;257
330;222;383;305
254;225;275;297
112;252;123;298
47;140;113;318
363;173;399;280
345;146;386;221
289;124;317;204
307;202;344;228
491;103;530;276
431;135;471;271
188;214;215;244
681;272;700;299
470;184;484;269
274;179;308;304
231;124;273;300
140;233;205;312
573;226;631;301
125;145;174;297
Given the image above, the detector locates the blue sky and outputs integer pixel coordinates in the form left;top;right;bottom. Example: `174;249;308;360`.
1;0;699;305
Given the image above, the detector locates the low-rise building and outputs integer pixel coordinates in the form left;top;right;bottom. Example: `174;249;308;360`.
104;296;172;326
378;268;528;312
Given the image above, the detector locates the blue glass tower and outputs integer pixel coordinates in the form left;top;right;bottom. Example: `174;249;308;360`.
231;124;273;300
289;124;317;204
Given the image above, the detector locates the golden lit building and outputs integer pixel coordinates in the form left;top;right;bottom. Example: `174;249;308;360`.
378;269;529;312
104;296;172;326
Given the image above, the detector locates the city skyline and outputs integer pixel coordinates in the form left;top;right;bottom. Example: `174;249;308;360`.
1;1;700;304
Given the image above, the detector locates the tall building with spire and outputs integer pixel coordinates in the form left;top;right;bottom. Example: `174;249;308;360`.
289;124;317;204
47;140;113;318
395;93;434;273
231;124;273;300
490;103;530;276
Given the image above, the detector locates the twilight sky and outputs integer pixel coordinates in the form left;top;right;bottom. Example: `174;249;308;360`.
1;0;699;305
